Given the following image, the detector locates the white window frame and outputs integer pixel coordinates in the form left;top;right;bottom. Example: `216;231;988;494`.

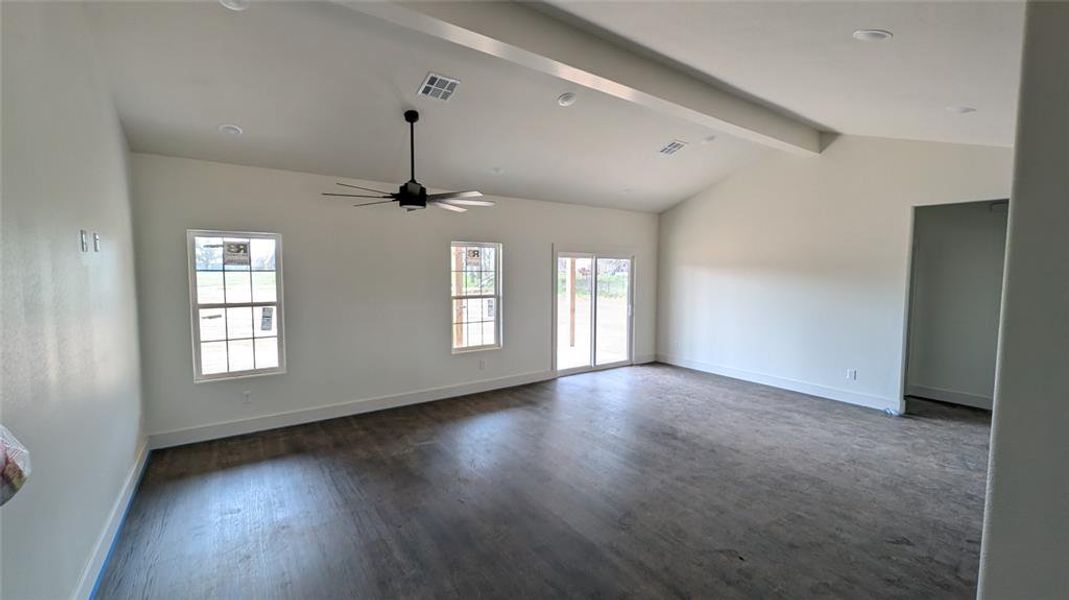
187;229;287;382
450;241;503;353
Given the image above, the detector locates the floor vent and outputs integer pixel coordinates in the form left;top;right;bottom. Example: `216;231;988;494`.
659;140;687;155
418;73;459;101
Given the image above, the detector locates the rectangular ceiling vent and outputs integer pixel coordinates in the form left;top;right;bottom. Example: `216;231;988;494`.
658;140;687;155
418;73;459;101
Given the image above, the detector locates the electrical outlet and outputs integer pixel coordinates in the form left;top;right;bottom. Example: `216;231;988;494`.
241;391;252;404
846;369;858;381
478;358;487;371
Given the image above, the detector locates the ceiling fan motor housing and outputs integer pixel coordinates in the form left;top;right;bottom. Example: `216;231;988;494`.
398;180;427;209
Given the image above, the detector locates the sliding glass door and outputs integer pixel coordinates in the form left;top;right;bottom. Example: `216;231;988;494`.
555;251;633;372
594;258;631;366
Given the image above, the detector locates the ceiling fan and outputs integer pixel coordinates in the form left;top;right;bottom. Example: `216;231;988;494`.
323;110;495;213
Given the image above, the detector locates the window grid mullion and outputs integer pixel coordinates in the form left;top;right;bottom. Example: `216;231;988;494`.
220;335;275;342
222;265;230;372
247;258;256;369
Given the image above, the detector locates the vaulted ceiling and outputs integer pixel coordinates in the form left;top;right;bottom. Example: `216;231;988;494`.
85;1;1023;213
547;0;1024;148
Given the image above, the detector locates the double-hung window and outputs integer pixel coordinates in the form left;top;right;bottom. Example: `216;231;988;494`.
450;241;502;352
188;230;286;381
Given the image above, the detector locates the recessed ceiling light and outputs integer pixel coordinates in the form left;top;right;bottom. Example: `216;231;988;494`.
219;0;250;11
557;92;577;107
946;105;978;114
218;123;244;135
852;29;893;42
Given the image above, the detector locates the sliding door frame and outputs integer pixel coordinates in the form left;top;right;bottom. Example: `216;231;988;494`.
551;245;635;375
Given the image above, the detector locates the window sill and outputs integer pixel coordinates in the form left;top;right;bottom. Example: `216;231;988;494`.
451;345;502;355
194;368;287;383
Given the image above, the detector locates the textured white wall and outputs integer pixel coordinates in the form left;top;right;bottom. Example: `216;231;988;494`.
979;2;1069;597
906;202;1007;410
130;154;657;440
658;135;1013;411
1;3;144;599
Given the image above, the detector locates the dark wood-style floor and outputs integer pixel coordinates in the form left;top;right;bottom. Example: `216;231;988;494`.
98;365;991;599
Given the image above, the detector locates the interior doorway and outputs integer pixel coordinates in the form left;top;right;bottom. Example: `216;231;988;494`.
554;251;633;374
904;200;1008;410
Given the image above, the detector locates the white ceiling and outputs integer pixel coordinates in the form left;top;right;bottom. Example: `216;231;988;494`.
547;1;1025;148
85;1;768;213
85;1;1024;214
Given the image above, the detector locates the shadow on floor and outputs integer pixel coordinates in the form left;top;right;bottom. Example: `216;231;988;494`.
905;396;993;427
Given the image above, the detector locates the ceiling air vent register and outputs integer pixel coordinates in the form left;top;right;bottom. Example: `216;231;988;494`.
659;140;687;155
418;73;459;101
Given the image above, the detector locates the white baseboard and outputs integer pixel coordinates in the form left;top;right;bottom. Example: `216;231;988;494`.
73;439;149;600
634;353;657;364
657;354;897;412
906;384;992;410
148;370;556;449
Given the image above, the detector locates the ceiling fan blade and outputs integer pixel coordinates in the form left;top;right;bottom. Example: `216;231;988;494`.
433;201;467;213
353;200;398;207
427;191;483;202
323;192;393;198
337;182;392;194
444;198;495;207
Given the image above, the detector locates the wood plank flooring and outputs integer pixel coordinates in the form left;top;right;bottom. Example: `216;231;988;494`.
97;364;991;599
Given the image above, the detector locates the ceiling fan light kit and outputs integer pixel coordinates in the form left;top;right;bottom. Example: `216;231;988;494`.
322;110;494;215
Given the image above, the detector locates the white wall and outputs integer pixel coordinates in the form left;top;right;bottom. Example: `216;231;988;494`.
979;2;1069;597
1;4;145;599
658;135;1013;411
905;202;1007;410
130;154;657;444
